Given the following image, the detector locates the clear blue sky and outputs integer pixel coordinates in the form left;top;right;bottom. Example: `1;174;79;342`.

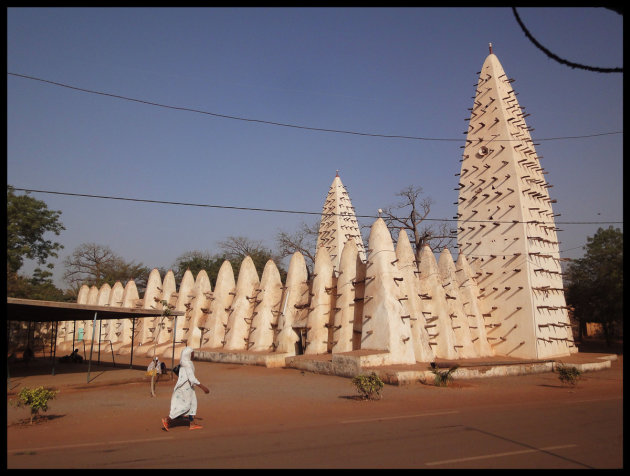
7;7;623;290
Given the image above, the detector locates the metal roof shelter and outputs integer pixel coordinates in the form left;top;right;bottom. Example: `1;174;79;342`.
7;297;184;383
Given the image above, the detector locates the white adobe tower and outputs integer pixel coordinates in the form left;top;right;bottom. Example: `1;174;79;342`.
457;44;575;359
316;172;367;274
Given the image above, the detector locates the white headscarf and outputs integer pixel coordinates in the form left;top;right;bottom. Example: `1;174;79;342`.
174;346;199;389
148;355;159;372
180;346;195;372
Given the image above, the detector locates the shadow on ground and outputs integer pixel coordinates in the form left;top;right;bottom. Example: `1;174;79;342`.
575;337;623;355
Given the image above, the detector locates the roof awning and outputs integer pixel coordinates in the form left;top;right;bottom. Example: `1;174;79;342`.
7;298;185;383
7;297;184;322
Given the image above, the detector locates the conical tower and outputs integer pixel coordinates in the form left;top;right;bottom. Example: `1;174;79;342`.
456;44;574;360
316;172;366;275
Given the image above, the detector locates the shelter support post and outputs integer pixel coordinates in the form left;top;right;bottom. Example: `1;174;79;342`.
98;319;103;365
51;321;58;376
109;340;116;367
171;316;177;381
7;321;10;385
87;312;98;384
98;320;102;365
130;318;136;369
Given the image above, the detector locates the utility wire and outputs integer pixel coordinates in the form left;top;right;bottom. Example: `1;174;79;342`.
8;72;622;142
512;7;623;73
12;187;623;226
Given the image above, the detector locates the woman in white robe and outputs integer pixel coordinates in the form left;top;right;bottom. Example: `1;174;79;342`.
162;347;209;430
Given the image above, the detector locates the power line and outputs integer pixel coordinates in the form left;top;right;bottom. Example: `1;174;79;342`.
12;187;623;226
8;72;622;142
512;7;623;73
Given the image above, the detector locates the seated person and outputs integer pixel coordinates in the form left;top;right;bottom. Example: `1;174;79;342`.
146;356;163;379
71;348;83;362
22;347;34;363
147;356;163;397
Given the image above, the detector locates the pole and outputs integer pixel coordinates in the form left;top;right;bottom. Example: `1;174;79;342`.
130;318;136;369
110;340;116;367
27;320;32;353
51;321;58;376
98;319;102;365
171;316;177;381
153;316;163;359
87;312;97;384
72;320;76;354
7;321;11;386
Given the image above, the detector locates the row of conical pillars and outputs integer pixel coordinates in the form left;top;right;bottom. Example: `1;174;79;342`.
56;218;497;364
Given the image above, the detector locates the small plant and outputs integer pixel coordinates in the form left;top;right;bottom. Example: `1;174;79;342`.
556;363;582;386
352;372;384;400
11;386;59;424
161;300;172;317
430;362;460;387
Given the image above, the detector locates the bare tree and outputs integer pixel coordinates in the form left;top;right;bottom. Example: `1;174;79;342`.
62;243;149;293
217;236;266;261
275;221;319;273
380;185;455;262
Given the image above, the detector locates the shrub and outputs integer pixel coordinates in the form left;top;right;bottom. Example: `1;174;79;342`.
11;386;59;424
430;363;460;387
556;363;582;386
352;372;384;400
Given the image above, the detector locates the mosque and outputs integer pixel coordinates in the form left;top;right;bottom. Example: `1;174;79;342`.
55;47;576;373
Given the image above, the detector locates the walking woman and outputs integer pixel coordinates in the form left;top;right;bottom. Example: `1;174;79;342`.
162;347;209;431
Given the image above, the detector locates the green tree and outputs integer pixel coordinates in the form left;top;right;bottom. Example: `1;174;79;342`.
172;250;225;285
565;227;623;345
11;386;59;424
217;236;286;282
102;256;150;292
7;186;65;273
7;267;73;301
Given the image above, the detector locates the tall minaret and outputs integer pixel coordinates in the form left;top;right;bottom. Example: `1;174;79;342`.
456;44;575;359
316;172;367;275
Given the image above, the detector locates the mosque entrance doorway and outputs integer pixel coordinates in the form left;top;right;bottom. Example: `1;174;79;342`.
292;326;307;355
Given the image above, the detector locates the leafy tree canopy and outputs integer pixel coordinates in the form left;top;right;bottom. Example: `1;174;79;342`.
7;267;73;302
565;226;623;343
7;186;65;273
173;237;287;286
172;250;225;284
217;236;286;282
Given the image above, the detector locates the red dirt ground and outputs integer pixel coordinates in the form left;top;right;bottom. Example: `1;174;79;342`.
6;338;623;468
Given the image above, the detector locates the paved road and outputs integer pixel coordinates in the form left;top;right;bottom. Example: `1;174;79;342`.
9;396;622;468
7;356;623;468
